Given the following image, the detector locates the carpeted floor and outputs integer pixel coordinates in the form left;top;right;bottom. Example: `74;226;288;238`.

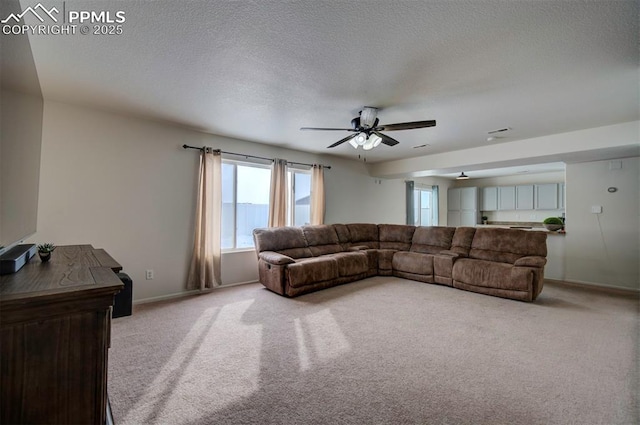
108;277;639;425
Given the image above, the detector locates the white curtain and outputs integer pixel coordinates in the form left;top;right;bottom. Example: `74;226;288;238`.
268;158;288;227
310;164;325;225
187;148;222;290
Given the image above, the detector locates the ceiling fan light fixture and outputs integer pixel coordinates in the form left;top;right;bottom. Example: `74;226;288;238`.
360;107;378;128
457;172;470;180
363;133;382;151
307;107;436;150
355;133;367;146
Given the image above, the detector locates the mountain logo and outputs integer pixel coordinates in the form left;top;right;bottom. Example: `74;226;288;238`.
1;3;59;24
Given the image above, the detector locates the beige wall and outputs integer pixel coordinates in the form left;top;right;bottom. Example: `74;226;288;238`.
29;100;406;302
30;101;198;301
326;163;405;225
1;90;42;248
565;157;639;290
0;0;43;249
28;100;639;300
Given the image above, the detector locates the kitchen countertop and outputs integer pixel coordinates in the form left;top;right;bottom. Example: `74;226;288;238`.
475;223;566;235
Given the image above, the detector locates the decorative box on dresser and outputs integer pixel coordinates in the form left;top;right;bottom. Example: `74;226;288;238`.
0;245;123;425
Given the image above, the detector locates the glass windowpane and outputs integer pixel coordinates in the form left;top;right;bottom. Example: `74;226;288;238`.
293;172;311;226
236;165;270;248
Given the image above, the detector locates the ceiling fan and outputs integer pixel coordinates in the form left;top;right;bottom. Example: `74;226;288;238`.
300;107;436;150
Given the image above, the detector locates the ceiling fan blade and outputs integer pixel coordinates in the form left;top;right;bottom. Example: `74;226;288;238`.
373;131;400;146
300;127;357;131
327;134;357;148
376;120;436;131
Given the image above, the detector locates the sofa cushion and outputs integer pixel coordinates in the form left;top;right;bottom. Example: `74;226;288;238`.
410;226;456;254
393;252;434;276
453;258;531;291
302;225;343;256
253;227;312;259
346;223;379;249
433;254;455;286
332;251;369;276
379;224;416;250
286;257;338;288
469;228;547;264
449;227;476;256
332;224;352;250
377;249;396;272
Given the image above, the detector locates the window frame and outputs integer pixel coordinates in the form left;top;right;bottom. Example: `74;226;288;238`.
413;185;439;227
287;167;312;227
221;158;272;252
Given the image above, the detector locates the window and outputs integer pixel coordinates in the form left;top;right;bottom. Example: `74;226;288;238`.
288;170;311;226
413;186;439;226
221;161;271;250
221;161;313;250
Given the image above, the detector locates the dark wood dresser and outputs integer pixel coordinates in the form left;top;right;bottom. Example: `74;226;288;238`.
0;245;123;424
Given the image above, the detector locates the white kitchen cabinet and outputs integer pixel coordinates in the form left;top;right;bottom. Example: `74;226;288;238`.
447;211;460;227
448;187;461;211
447;188;462;227
535;183;559;210
498;186;516;210
460;211;478;226
516;185;534;210
447;187;479;226
478;182;565;211
481;187;498;211
460;187;477;211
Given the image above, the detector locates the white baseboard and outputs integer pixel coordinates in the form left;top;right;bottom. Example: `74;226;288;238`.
545;278;640;294
133;279;636;305
133;280;259;305
134;289;202;305
218;279;259;288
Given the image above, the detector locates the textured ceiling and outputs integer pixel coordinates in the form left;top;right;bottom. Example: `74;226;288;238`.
18;0;640;171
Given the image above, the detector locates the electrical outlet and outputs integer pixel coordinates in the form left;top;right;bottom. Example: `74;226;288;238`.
145;269;154;280
591;205;603;214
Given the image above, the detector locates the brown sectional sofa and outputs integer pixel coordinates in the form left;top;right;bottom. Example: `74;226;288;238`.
253;224;547;301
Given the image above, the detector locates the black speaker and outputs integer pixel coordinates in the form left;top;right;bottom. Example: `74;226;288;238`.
113;272;132;318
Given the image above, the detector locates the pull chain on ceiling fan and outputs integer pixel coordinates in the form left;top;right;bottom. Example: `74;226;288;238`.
300;107;436;150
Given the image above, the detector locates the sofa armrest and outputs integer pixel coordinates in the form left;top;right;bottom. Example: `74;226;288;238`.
259;251;295;265
514;256;547;268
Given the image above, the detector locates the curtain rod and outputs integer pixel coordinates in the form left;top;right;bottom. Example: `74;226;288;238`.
182;144;331;169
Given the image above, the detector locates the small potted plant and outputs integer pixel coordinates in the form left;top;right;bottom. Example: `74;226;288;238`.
543;217;564;232
37;243;56;262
